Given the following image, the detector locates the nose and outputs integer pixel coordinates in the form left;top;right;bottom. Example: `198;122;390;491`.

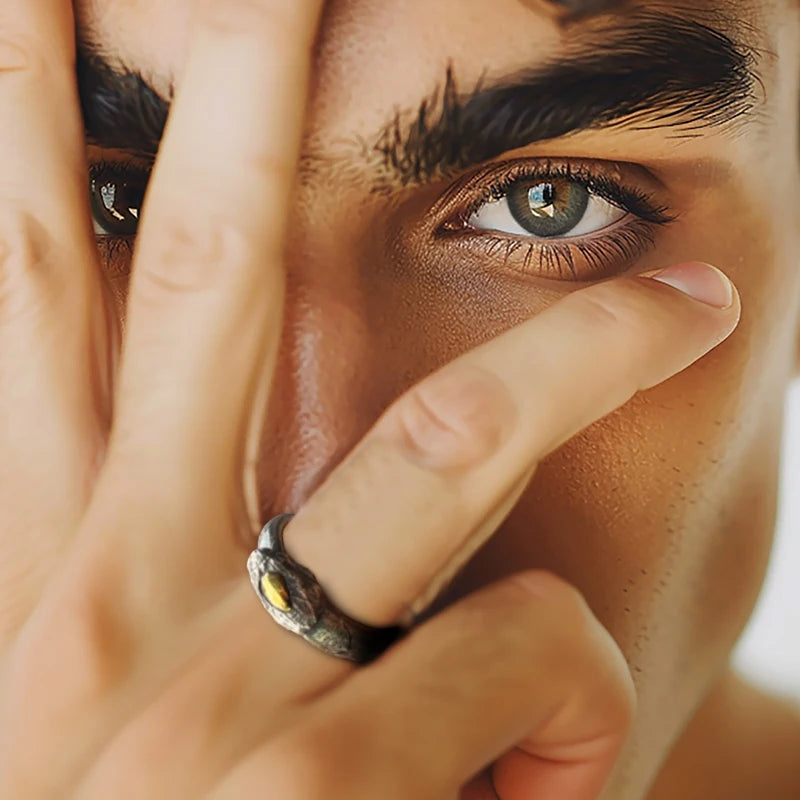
253;270;402;530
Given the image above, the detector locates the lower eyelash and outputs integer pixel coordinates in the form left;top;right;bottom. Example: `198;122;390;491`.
95;235;136;276
471;217;657;280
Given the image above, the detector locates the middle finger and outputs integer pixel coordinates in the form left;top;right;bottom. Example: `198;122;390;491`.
84;0;324;608
75;263;740;800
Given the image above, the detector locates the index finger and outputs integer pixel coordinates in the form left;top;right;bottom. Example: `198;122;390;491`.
279;261;740;628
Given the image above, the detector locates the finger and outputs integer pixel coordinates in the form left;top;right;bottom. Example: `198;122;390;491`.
66;263;735;789
26;269;733;798
0;3;325;788
204;263;737;713
89;0;324;595
211;571;635;800
102;265;734;791
0;1;112;645
281;261;740;628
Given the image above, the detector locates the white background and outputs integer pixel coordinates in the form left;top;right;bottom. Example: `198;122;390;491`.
734;379;800;698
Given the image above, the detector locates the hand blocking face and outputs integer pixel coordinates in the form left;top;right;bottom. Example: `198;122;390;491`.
0;1;753;799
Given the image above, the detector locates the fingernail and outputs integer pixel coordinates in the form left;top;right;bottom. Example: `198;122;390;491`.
640;262;734;309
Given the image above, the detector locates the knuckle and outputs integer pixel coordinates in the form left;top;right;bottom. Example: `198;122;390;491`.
136;215;254;300
517;570;636;726
514;569;589;615
510;571;598;650
0;210;59;316
2;571;132;774
386;364;518;470
0;35;47;78
568;283;639;334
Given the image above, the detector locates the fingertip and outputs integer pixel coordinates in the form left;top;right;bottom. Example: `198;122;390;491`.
639;261;737;311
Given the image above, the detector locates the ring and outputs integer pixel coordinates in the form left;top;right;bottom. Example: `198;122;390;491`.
247;514;406;664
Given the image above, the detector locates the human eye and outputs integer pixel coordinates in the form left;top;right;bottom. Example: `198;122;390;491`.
88;156;151;274
435;159;675;281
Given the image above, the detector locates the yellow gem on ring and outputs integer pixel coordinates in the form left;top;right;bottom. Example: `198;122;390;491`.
261;572;292;611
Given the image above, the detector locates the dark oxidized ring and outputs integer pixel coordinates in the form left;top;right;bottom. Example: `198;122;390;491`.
247;513;406;664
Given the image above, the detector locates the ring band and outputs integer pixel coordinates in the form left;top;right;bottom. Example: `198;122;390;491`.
247;514;406;663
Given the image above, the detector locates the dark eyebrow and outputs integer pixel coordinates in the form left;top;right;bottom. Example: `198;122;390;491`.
76;48;171;157
373;12;760;188
542;0;630;19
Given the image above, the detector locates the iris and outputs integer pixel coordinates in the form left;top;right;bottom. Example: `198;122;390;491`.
507;180;590;238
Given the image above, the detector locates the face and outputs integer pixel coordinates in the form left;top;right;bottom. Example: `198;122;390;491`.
76;1;800;796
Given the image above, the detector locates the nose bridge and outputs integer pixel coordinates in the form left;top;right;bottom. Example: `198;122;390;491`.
254;270;388;522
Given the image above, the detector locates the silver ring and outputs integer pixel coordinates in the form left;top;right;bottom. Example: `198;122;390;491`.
247;514;405;664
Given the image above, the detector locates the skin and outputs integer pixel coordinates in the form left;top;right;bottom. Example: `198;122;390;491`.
0;0;797;798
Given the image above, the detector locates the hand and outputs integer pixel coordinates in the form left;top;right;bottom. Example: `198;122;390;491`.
0;2;740;799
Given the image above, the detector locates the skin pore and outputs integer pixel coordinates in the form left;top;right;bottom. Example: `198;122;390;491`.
75;0;800;798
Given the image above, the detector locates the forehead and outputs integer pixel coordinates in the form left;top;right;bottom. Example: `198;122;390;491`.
77;0;769;102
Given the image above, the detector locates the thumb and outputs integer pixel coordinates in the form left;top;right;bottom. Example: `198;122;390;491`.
360;570;635;800
213;570;634;800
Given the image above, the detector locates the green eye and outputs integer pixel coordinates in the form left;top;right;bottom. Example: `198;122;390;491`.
507;179;591;238
89;160;151;237
469;175;626;240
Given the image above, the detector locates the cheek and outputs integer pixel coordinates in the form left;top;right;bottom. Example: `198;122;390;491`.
270;172;797;704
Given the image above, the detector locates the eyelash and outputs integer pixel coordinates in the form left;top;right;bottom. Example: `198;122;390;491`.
436;160;676;280
88;157;674;283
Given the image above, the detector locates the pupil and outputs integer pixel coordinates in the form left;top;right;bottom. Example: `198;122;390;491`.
91;178;145;236
507;178;590;238
529;183;555;210
100;183;117;212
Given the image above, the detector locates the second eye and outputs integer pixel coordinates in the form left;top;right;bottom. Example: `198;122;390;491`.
89;160;150;237
468;178;626;239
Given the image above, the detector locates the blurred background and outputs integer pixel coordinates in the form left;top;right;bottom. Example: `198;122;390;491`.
734;379;800;698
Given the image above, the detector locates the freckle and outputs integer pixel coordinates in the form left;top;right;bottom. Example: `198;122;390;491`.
715;420;723;426
688;401;696;407
659;580;668;588
623;587;629;593
624;607;632;613
640;569;648;575
710;458;720;465
697;440;705;446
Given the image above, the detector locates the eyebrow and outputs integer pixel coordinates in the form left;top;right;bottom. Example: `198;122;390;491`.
373;12;760;187
77;50;170;157
540;0;629;18
76;9;759;185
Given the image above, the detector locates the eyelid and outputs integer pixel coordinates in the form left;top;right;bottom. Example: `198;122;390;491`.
432;157;673;230
429;156;676;282
88;156;154;189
